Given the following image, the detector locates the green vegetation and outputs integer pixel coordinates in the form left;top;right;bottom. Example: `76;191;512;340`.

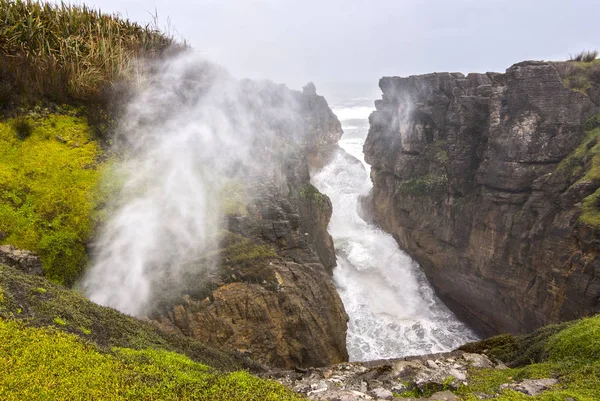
0;264;262;372
555;114;600;226
570;50;599;63
0;319;303;400
460;323;571;367
219;231;279;264
552;58;600;93
0;112;106;285
0;0;179;105
299;183;328;205
455;315;600;400
399;174;448;196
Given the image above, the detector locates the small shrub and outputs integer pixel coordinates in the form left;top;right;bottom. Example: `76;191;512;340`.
585;115;600;132
11;118;33;140
570;50;599;63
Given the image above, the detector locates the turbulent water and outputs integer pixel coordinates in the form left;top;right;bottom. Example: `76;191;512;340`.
312;97;478;362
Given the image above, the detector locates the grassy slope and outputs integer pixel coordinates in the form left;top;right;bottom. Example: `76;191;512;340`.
0;319;302;401
456;316;600;400
0;264;304;400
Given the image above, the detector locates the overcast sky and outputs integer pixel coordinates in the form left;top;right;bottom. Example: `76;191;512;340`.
80;0;599;98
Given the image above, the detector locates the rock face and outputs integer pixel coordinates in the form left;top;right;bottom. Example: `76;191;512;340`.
363;61;600;336
152;84;348;369
0;245;43;276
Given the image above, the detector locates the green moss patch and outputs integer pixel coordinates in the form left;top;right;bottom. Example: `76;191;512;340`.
0;319;303;400
220;231;279;264
555;115;600;226
300;183;328;205
0;113;105;285
399;174;448;197
456;315;600;400
0;264;262;372
547;315;600;363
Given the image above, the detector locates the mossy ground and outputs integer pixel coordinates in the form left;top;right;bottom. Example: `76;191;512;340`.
0;319;303;400
0;111;106;285
0;264;262;372
452;315;600;400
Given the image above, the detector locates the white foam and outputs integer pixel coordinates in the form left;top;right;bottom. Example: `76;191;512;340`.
311;135;478;361
332;106;374;121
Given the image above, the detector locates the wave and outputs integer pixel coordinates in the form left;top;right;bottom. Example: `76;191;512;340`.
332;106;375;122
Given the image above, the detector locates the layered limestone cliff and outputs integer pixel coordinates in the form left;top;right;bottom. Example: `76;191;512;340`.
152;84;348;369
363;60;600;337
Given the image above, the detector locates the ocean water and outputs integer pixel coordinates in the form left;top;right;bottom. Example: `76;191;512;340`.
311;95;478;362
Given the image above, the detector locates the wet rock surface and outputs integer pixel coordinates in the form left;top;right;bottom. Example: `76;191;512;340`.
269;351;558;400
0;245;43;276
150;85;349;369
363;61;600;336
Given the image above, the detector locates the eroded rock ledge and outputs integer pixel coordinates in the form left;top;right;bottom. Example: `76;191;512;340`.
363;61;600;337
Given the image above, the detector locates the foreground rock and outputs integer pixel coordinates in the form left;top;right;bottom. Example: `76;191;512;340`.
269;351;557;400
0;245;43;276
363;61;600;336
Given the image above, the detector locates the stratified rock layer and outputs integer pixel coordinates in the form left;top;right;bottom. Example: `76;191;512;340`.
363;61;600;336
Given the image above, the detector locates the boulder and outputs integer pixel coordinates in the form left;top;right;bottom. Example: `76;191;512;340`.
0;245;43;276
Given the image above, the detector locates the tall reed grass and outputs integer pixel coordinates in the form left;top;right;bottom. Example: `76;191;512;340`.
0;0;181;105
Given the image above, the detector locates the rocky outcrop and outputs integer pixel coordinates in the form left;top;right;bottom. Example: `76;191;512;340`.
363;61;600;336
0;245;43;276
152;84;348;369
301;82;344;152
269;350;525;400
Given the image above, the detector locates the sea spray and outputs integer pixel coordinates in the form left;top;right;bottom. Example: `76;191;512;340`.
82;53;304;316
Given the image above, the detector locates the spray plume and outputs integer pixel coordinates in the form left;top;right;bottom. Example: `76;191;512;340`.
82;52;306;316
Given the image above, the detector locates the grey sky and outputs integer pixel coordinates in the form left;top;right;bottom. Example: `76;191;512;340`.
82;0;599;97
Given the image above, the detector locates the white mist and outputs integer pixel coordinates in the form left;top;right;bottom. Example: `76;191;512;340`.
81;53;301;316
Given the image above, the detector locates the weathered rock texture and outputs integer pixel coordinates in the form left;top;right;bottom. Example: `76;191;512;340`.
363;61;600;336
152;84;348;369
0;245;43;276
